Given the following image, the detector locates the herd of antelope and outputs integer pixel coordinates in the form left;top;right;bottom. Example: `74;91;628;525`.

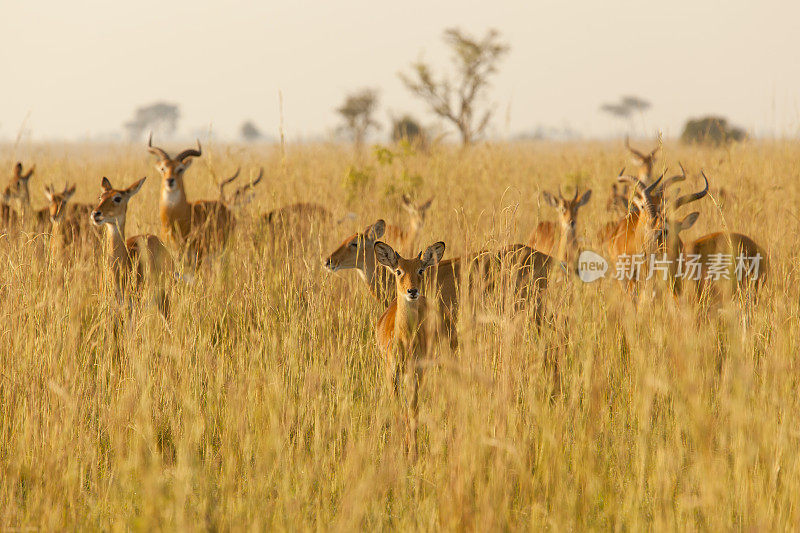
0;136;767;460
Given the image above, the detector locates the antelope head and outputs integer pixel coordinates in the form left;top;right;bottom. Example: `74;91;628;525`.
147;133;202;196
91;177;147;230
625;133;662;181
400;194;434;232
659;170;709;252
374;240;446;303
542;186;592;234
44;183;77;223
324;219;386;273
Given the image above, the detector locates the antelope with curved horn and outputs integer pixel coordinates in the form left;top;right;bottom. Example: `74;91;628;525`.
2;162;49;232
374;240;447;460
606;169;710;291
384;194;434;256
91;176;174;317
148;134;233;264
625;133;662;182
529;186;591;264
659;172;766;299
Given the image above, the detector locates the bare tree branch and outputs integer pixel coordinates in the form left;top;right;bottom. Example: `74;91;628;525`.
399;28;509;146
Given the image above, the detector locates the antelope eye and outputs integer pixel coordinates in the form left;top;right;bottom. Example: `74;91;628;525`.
349;241;357;249
395;269;402;276
418;268;424;275
113;196;122;203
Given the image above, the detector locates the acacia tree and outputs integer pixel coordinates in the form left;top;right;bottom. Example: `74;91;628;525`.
123;102;180;140
240;120;263;141
336;89;380;149
600;95;651;135
400;28;509;146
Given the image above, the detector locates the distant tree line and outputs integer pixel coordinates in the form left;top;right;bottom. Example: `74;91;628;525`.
121;28;749;147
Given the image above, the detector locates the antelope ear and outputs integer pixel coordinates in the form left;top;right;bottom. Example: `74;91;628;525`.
679;211;700;232
182;158;193;170
13;162;22;178
420;241;446;269
101;177;114;192
365;219;386;240
23;165;35;179
577;189;592;207
374;241;398;269
65;184;77;197
43;186;53;202
126;177;147;196
542;191;559;208
401;193;413;207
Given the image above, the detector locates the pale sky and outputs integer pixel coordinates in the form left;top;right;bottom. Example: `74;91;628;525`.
3;0;800;142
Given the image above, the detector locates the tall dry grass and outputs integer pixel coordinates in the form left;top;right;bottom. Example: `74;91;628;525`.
0;140;798;529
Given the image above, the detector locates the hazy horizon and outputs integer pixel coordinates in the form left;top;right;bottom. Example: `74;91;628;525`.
4;0;800;142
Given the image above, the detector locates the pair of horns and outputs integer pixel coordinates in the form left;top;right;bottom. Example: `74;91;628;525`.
617;163;709;215
147;132;201;162
625;133;662;159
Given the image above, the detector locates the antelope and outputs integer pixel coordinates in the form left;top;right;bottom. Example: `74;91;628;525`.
384;194;434;255
606;170;709;291
324;220;555;345
91;177;175;317
625;134;662;182
219;166;331;246
605;183;631;216
601;166;690;256
374;240;446;460
529;187;591;264
2;162;49;232
148;134;232;263
44;183;99;246
658;182;766;300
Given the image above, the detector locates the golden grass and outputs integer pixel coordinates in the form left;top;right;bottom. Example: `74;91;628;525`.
0;140;797;529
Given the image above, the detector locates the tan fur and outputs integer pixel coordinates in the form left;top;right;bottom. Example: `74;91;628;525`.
374;241;445;461
44;184;100;249
92;176;174;317
2;162;49;232
149;137;232;264
325;221;556;344
529;188;591;264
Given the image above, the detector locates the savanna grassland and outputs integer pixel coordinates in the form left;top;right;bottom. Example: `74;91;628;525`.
1;140;798;530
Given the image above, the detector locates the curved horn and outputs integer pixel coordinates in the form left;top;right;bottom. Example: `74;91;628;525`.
618;174;656;218
673;170;709;210
229;168;265;204
644;172;664;194
218;168;241;201
624;136;646;159
655;164;686;195
175;139;202;162
147;132;170;160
